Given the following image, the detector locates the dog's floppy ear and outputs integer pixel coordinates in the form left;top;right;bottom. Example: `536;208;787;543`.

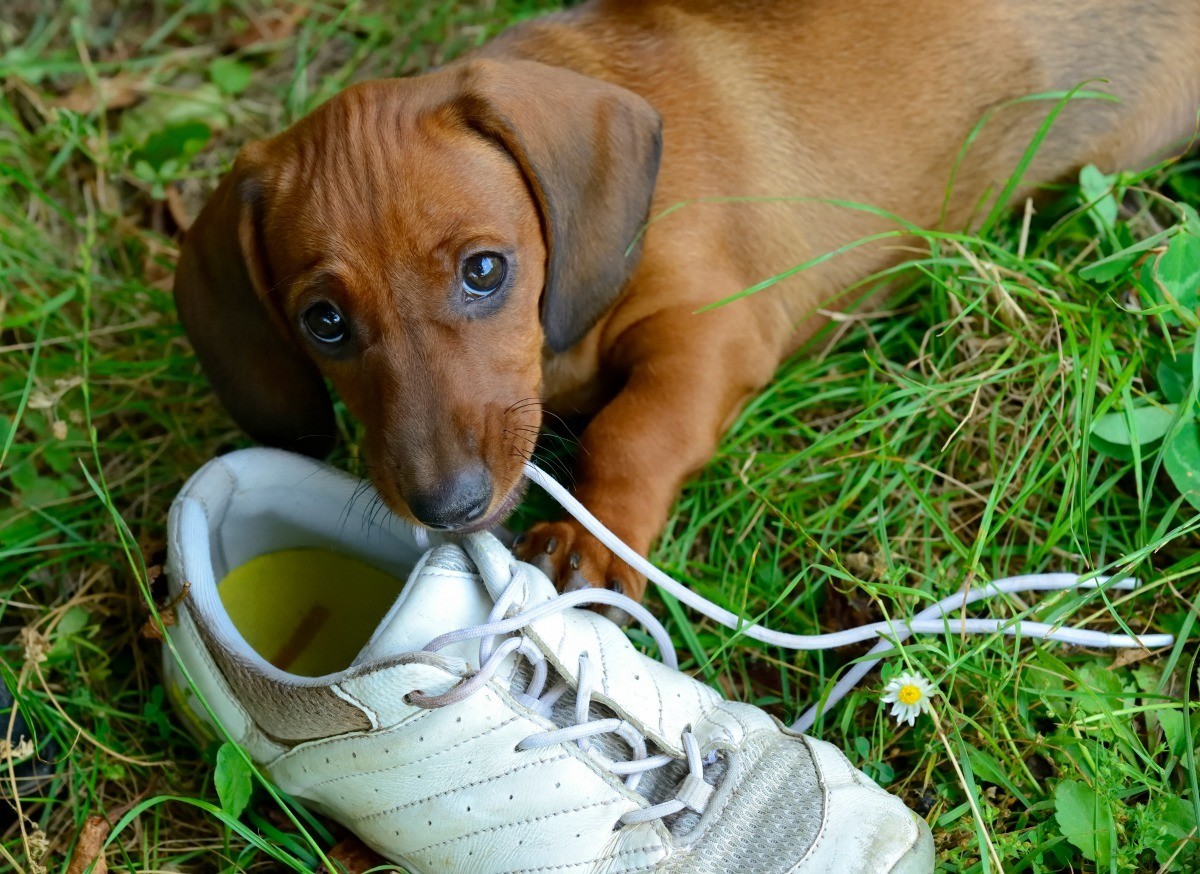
173;144;336;457
457;60;662;352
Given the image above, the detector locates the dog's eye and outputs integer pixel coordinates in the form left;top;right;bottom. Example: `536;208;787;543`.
302;302;348;344
462;253;507;300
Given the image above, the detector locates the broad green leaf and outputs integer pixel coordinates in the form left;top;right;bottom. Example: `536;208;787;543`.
1054;779;1114;864
42;443;74;474
1142;795;1197;865
1138;259;1183;326
1089;404;1178;460
1131;664;1163;693
49;605;91;659
1173;172;1200;203
1156;707;1186;756
1180;202;1200;231
214;743;253;820
1092;404;1177;445
853;736;870;760
18;475;71;508
9;459;39;494
56;605;90;637
1158;356;1193;404
0;508;41;548
210;57;253;96
1090;434;1135;460
131;121;212;173
1080;226;1175;282
1156;223;1200;309
1163;420;1200;511
1074;663;1126;716
1079;164;1119;231
1137;213;1200;324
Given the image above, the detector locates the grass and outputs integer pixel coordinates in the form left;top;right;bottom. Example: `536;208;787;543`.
2;1;1199;871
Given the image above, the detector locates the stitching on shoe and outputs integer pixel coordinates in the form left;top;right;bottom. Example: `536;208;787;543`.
331;684;378;731
692;694;716;734
603;843;676;874
619;858;673;874
274;706;434;761
360;752;574;820
405;797;624;855
422;567;481;581
297;715;522;789
646;671;665;739
691;680;709;729
725;703;752;740
524;621;574;694
594;625;610;697
794;736;833;867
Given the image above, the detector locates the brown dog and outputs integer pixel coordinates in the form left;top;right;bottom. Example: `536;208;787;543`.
175;0;1200;603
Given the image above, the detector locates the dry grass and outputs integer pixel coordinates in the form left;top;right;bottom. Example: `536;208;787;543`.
2;1;1199;871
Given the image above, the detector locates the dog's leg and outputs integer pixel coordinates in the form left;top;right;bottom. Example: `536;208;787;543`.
518;304;781;604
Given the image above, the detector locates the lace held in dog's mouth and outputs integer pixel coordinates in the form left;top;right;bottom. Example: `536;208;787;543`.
433;474;530;536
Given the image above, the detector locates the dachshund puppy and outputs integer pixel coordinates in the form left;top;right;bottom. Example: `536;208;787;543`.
175;0;1200;603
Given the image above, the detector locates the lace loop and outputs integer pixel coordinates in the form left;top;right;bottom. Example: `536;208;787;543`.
422;564;679;670
407;565;711;823
520;461;1176;731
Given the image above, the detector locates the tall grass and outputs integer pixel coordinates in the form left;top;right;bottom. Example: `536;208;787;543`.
1;1;1198;871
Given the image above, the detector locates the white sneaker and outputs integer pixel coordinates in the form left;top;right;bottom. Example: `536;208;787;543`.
164;448;935;873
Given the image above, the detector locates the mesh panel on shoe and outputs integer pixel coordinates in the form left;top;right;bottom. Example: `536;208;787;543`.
550;691;693;807
191;615;372;743
656;733;824;873
423;544;476;573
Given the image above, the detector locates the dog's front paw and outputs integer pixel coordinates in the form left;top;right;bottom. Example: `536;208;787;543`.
514;519;646;621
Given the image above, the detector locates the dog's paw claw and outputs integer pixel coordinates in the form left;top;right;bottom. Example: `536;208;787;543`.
602;605;634;626
528;552;555;579
514;519;645;610
562;570;593;593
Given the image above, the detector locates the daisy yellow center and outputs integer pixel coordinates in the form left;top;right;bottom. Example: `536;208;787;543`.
897;684;923;706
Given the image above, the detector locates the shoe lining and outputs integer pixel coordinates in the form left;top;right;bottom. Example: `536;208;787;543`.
218;548;406;677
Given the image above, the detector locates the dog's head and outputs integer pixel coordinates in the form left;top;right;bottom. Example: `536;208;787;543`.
175;60;661;531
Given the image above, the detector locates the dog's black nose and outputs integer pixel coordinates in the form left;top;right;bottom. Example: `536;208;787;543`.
408;467;493;530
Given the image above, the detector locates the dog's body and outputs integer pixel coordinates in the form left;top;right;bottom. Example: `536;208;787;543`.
176;0;1200;601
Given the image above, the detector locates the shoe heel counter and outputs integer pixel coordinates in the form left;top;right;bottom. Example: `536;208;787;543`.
163;606;284;761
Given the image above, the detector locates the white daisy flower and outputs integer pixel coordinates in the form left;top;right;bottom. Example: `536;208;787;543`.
881;671;936;726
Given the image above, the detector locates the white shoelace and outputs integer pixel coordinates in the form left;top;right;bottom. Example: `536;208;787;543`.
520;461;1175;731
406;563;712;824
400;463;1174;824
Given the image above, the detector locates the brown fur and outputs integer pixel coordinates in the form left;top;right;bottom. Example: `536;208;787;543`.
175;0;1200;602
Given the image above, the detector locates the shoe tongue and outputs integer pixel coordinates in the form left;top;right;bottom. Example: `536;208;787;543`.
351;544;497;668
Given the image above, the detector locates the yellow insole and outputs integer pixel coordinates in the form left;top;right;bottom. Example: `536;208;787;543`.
218;548;405;677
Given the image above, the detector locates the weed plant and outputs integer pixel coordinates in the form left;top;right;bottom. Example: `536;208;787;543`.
2;2;1198;871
